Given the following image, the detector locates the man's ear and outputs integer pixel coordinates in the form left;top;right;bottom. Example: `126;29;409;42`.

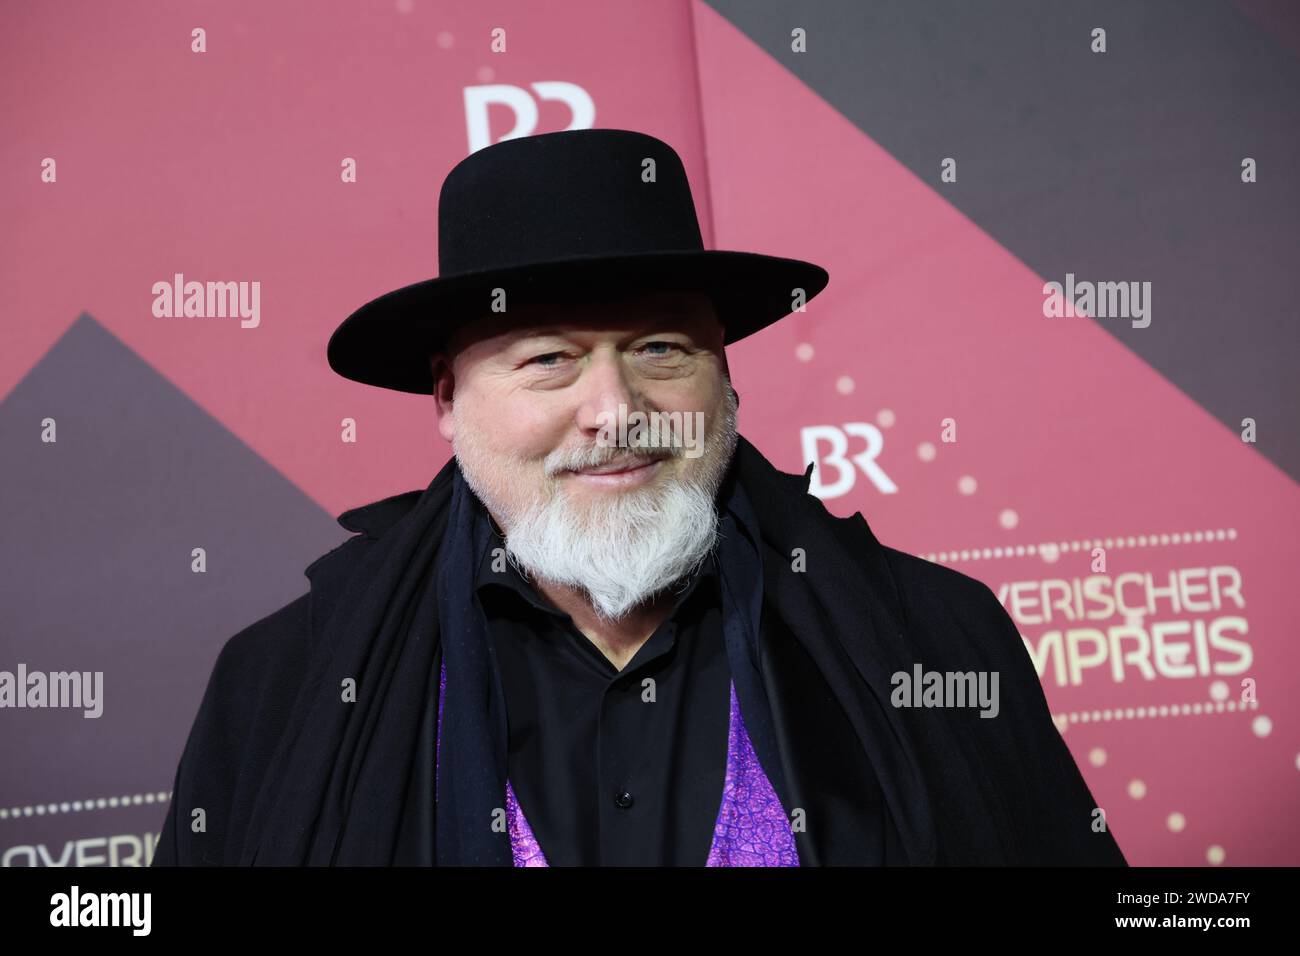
430;354;456;443
722;359;739;410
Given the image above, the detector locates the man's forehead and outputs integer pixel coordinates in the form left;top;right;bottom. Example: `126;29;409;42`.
448;289;721;353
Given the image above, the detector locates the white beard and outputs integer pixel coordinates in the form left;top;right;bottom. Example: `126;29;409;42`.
454;387;739;623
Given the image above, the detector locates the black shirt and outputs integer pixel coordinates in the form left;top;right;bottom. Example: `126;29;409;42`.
472;507;732;866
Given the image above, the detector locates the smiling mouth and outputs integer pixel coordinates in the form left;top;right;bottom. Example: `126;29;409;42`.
570;455;665;476
561;455;671;485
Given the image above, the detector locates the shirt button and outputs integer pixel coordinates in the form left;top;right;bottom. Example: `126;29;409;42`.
614;790;634;809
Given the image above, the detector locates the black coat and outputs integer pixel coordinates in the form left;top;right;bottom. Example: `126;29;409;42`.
153;435;1127;866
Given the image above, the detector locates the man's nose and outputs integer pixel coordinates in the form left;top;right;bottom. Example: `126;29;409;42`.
573;349;640;435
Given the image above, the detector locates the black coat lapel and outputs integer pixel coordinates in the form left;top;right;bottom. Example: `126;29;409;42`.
242;458;458;865
760;590;906;865
732;435;940;865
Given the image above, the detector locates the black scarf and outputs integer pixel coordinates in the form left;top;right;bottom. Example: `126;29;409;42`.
241;436;940;865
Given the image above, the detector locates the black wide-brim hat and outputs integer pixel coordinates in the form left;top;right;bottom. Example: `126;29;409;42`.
328;128;830;394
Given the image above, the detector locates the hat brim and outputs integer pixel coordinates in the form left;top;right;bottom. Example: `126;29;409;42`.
326;249;829;394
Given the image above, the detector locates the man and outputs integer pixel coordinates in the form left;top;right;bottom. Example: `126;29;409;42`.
153;128;1126;866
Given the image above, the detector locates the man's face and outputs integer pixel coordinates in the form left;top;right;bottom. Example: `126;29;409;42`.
430;289;739;620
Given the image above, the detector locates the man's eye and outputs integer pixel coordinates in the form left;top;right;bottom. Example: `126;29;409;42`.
528;352;567;367
640;341;684;357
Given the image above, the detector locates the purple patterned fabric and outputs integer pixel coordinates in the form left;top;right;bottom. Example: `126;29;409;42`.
504;778;549;865
437;660;799;867
704;681;800;866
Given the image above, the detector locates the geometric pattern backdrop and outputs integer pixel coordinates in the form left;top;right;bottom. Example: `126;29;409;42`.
2;0;1296;865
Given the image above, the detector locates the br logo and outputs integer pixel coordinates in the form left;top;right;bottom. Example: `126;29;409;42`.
800;424;897;500
463;82;596;153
